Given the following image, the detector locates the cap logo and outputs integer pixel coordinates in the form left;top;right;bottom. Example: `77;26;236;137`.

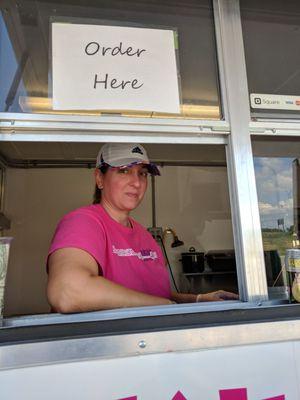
132;146;143;155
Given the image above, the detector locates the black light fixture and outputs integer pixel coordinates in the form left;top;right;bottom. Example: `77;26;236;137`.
163;227;184;248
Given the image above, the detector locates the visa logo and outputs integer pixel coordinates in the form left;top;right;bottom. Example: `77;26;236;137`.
285;100;293;104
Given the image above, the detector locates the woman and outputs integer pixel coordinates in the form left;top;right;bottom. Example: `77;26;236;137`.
47;143;238;313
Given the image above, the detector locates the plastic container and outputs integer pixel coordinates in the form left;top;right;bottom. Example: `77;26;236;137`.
285;248;300;303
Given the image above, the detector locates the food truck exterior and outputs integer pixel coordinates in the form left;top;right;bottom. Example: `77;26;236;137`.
0;0;300;398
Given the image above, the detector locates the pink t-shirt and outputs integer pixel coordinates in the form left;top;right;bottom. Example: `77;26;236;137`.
48;204;171;299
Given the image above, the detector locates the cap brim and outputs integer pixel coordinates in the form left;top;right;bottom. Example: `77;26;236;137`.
146;163;161;176
101;161;160;176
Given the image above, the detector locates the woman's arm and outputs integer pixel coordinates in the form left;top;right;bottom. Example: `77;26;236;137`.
170;292;197;303
47;247;173;313
171;290;239;303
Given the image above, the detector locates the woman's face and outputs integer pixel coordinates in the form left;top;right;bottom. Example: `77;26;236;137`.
95;164;149;213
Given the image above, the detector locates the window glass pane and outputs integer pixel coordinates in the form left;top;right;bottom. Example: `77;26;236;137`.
155;163;236;295
252;136;300;302
241;0;300;119
0;0;221;120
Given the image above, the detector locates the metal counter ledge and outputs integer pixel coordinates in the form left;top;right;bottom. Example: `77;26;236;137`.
0;300;299;345
0;301;299;370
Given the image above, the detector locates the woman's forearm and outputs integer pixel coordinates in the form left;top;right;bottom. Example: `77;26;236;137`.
49;274;173;313
170;291;197;304
88;275;173;310
170;290;239;303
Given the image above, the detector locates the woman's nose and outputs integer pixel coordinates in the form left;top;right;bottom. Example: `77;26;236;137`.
129;171;141;187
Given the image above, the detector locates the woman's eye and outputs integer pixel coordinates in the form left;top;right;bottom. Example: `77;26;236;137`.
118;168;129;174
140;171;149;178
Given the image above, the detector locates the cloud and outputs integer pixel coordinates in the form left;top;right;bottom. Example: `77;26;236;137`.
254;157;292;172
259;198;293;214
258;198;293;228
254;157;293;202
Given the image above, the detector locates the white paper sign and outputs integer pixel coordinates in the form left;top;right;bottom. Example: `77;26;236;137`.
250;93;300;110
52;23;180;113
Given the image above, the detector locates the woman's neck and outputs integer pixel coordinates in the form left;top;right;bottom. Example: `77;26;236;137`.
100;200;131;227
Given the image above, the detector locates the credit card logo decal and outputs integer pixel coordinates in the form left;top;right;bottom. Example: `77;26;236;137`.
250;93;300;110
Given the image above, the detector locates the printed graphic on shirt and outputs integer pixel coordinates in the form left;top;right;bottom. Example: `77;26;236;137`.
112;245;158;261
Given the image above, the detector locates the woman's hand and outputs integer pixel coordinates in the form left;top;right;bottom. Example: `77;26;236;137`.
196;290;239;302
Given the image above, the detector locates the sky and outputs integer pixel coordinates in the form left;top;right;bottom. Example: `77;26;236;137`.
254;157;295;230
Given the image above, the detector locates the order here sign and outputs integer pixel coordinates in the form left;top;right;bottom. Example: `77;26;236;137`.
52;23;180;113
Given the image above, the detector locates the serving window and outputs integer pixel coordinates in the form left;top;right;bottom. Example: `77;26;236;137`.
252;136;300;303
0;0;221;120
0;141;238;317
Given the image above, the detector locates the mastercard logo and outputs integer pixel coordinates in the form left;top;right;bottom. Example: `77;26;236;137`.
296;100;300;106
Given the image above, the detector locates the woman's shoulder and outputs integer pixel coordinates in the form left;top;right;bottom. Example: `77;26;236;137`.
62;204;101;216
59;204;104;224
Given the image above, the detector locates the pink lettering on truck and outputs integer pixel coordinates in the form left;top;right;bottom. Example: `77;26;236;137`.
118;388;285;400
172;391;188;400
219;388;248;400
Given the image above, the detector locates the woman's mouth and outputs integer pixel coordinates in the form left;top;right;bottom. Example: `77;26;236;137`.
126;193;138;198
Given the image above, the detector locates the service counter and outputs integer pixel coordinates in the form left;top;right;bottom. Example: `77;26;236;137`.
0;302;300;399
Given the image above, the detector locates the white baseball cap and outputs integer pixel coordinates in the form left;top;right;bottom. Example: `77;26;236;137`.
96;143;160;176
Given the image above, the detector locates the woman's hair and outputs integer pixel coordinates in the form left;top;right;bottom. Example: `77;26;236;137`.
93;165;109;204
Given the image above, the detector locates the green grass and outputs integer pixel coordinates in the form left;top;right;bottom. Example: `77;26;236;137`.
262;230;294;256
